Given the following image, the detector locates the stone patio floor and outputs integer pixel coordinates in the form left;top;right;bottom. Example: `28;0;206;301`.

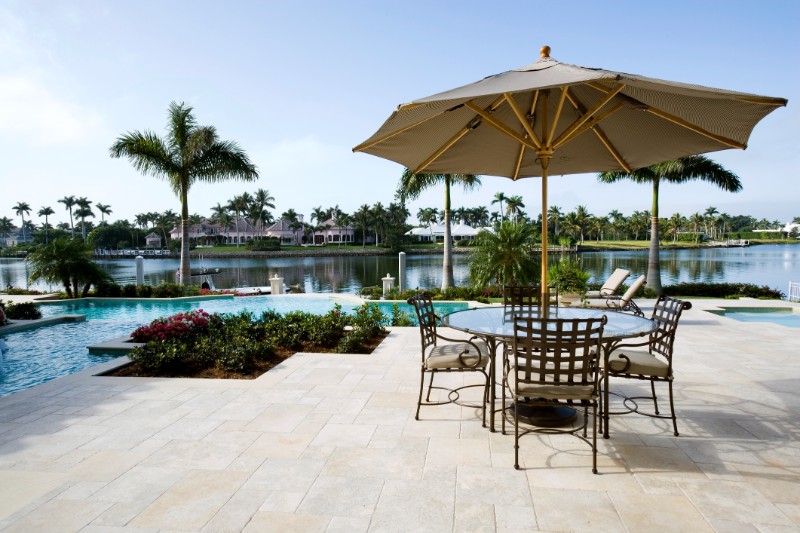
1;298;799;532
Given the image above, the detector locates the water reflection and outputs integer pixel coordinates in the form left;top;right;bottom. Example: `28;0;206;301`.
1;244;797;294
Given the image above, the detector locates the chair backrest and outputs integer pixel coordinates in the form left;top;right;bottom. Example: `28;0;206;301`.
407;292;438;355
648;296;692;365
619;275;646;305
600;268;630;296
503;285;541;319
511;316;606;389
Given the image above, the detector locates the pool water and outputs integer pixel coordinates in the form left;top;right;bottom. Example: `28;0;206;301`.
706;307;800;328
1;296;470;397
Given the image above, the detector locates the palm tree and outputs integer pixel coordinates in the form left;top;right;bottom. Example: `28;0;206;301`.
505;195;525;222
599;155;741;294
96;203;112;225
74;198;94;242
227;194;250;247
58;196;77;239
491;192;508;221
251;188;275;237
547;205;563;238
13;202;31;244
110;101;258;285
0;217;14;239
38;206;55;243
370;202;385;246
354;204;371;247
573;205;592;244
417;207;439;242
397;169;481;289
468;220;537;286
27;238;109;298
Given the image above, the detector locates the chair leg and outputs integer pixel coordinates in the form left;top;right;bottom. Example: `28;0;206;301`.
481;370;489;428
668;380;679;436
591;399;598;475
651;379;660;415
514;399;520;469
415;369;425;420
425;370;436;402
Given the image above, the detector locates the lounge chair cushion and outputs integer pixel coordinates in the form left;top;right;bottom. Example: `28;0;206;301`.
427;340;489;369
604;349;669;377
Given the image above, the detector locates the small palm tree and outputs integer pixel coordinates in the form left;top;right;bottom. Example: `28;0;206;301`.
468;220;538;286
13;202;31;243
599;155;741;294
38;206;55;243
75;197;93;242
111;102;258;284
397;169;481;290
27;238;109;298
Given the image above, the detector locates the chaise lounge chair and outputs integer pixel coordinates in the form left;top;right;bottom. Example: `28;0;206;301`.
585;268;630;299
584;274;646;316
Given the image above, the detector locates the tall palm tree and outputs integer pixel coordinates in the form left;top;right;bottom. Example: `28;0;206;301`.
505;195;525;223
547;205;563;238
353;204;371;247
599;155;741;294
38;206;55;243
227;194;250;247
370;202;385;246
96;203;112;225
251;188;275;237
111;102;257;284
58;196;77;239
491;192;508;221
74;198;94;242
397;169;481;290
13;202;31;244
573;205;592;244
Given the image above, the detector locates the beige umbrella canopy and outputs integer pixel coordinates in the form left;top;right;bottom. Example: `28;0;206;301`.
354;46;787;300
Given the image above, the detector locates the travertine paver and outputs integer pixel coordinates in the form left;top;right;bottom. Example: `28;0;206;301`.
0;298;799;531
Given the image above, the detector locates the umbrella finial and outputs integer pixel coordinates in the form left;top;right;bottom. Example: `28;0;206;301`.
540;45;551;58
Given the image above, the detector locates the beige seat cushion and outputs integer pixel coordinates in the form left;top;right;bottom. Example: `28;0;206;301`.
427;340;489;369
604;349;669;377
515;381;595;400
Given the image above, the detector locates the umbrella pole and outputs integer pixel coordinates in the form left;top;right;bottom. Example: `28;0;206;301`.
539;153;551;310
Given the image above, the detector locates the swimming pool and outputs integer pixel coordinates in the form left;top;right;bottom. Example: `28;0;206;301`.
706;307;800;328
1;295;471;397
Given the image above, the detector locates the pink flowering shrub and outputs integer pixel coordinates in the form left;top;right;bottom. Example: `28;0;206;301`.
131;309;211;343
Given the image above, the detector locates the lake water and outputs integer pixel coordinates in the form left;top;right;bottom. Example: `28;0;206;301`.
1;243;798;296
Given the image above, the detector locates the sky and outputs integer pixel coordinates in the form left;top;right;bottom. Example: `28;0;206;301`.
1;0;798;230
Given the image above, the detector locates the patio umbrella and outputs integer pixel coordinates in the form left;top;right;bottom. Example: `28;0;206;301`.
353;46;787;301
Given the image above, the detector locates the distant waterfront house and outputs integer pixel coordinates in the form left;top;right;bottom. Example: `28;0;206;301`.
405;223;479;243
145;232;162;248
1;229;34;248
169;219;225;245
312;218;354;245
264;218;304;245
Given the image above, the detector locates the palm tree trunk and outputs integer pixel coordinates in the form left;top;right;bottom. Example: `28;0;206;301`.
179;185;191;286
647;179;663;295
441;178;454;290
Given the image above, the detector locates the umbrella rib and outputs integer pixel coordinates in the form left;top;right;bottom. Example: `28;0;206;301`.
464;102;539;151
584;81;750;149
503;92;542;150
563;92;633;172
551;84;625;148
554;102;624;148
548;87;569;145
644;108;746;149
513;144;525;180
413;125;473;174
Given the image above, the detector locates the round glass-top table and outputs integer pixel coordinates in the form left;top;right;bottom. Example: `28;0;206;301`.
442;306;657;432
